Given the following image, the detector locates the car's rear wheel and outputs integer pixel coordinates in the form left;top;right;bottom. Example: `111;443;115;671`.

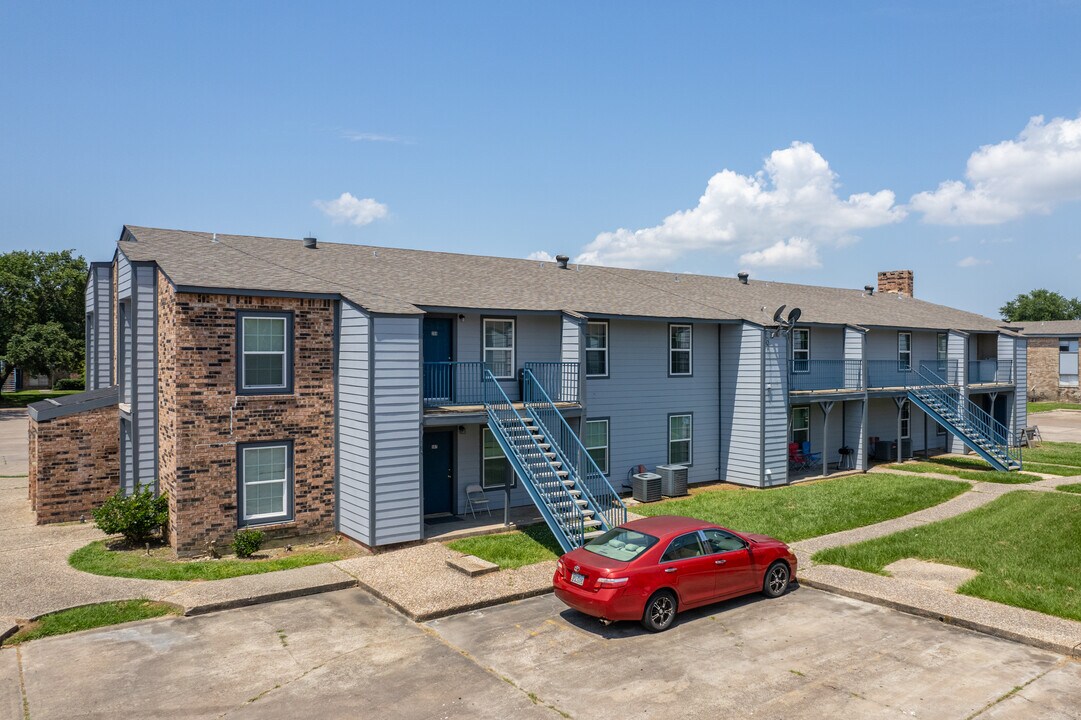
641;590;677;632
762;561;790;598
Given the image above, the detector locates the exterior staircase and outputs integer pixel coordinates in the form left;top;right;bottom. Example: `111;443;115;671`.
906;367;1022;472
483;368;627;553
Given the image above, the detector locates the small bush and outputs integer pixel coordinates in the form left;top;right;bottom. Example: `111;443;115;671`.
53;377;84;391
92;489;168;545
233;529;265;558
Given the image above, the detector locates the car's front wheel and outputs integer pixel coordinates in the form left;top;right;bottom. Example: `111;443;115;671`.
761;561;791;599
641;590;678;632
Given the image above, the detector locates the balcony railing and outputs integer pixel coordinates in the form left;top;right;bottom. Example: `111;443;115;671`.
524;361;579;403
867;360;960;389
423;361;487;407
969;359;1014;384
788;360;863;392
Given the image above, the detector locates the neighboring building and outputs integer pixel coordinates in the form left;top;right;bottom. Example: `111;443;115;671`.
1008;320;1081;403
0;361;52;392
28;227;1029;555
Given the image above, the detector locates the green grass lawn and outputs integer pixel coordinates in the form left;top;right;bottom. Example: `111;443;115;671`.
69;540;350;581
920;454;1081;477
446;523;562;569
0;389;81;408
1029;401;1081;414
1059;484;1081;495
633;473;969;543
813;491;1081;622
887;461;1041;484
1019;442;1081;468
3;600;177;645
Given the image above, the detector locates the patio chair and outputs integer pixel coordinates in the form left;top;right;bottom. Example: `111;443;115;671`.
465;483;492;519
801;441;822;468
788;443;811;471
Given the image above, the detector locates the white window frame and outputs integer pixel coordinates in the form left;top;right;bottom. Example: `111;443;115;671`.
898;331;912;371
585;321;609;378
791;328;810;373
668;413;692;466
239;443;292;525
936;332;948;363
240;314;290;392
791;406;810;445
482;428;513;489
900;403;911;440
1060;338;1079;387
669;324;693;376
584;419;609;474
483;318;516;380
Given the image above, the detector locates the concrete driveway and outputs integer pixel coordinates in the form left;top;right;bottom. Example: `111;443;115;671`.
6;588;1080;719
1029;409;1081;442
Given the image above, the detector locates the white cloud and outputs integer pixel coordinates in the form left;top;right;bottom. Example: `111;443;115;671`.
957;255;991;268
342;131;413;144
314;192;388;226
526;250;556;262
739;237;821;270
576;142;904;269
912;113;1081;225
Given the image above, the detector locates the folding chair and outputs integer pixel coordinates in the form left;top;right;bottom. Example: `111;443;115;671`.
465;484;492;519
801;441;822;467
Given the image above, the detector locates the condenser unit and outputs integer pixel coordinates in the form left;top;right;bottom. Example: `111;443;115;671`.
656;464;689;497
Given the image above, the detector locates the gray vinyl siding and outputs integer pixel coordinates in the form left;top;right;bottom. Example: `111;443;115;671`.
844;326;864;389
947;331;968;453
120;417;134;493
865;328;938;364
561;313;585;405
997;333;1016;384
807;326;843;360
454;423;536;511
87;265;112;390
371;315;423;545
117;250;132;299
762;332;789;485
453;312;562;400
843;399;867;471
337;301;372;545
1014;337;1028;434
585;319;720;487
133;264;157;490
719;323;763;487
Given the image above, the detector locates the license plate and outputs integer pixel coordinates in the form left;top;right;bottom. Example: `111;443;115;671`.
570;572;585;586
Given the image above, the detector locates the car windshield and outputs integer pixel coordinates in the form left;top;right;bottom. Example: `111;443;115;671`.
583;528;660;562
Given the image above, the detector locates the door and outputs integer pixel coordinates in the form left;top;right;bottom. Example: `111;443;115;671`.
701;529;757;596
423;318;454;403
423;430;454;516
658;532;717;606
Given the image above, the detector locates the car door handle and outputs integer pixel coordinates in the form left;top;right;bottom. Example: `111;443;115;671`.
665;567;678;573
715;559;726;565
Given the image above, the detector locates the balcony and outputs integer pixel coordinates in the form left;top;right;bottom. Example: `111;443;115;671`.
866;360;960;389
423;361;580;410
788;360;863;393
969;359;1014;385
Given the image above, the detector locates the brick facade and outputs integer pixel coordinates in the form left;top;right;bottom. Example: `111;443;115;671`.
877;270;914;298
1027;336;1081;402
158;280;337;556
28;406;120;524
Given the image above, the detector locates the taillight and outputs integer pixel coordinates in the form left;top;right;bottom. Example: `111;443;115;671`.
556;559;565;575
595;576;629;586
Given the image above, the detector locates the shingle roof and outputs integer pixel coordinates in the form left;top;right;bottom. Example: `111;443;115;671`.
118;226;1005;332
1011;320;1081;336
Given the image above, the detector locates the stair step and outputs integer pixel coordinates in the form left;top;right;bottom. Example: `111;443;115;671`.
583;530;605;540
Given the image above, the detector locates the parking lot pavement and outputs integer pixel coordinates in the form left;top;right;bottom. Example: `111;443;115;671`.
428;589;1081;720
1029;409;1081;443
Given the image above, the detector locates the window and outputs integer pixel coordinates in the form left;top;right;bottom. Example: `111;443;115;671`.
239;443;292;525
1060;338;1079;387
585;321;608;377
937;333;948;363
482;428;513;489
898;331;912;371
584;419;609;473
791;406;809;445
669;324;692;375
661;532;706;562
668;414;692;465
791;328;810;373
239;313;292;393
584;527;659;562
900;403;910;439
702;528;747;553
483;318;515;379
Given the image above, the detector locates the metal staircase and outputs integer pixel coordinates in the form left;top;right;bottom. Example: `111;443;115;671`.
482;369;627;553
905;367;1022;472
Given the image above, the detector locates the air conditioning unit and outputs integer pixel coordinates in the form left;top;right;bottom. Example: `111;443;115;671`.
631;472;662;503
656;464;689;497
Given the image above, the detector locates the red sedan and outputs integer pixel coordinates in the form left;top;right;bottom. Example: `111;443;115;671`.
553;516;797;632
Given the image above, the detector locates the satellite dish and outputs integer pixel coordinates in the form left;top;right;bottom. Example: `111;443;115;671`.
787;308;802;326
772;305;787;324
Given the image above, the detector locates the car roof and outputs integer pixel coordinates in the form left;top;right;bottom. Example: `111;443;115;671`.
622;515;715;537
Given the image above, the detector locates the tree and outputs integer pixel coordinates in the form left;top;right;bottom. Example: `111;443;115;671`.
5;323;82;385
0;250;88;393
999;289;1081;323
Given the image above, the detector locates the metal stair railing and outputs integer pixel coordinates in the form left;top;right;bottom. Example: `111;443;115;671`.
523;361;580;403
906;366;1022;470
482;369;585;552
522;369;628;532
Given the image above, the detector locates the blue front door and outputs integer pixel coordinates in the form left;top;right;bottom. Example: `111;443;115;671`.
423;318;453;403
423;430;454;516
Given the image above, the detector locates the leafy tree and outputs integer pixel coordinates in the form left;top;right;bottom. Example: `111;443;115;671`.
0;250;87;392
1000;289;1081;323
5;323;82;384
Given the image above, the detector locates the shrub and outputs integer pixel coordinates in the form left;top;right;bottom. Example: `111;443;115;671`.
54;377;84;391
92;489;168;545
233;529;265;559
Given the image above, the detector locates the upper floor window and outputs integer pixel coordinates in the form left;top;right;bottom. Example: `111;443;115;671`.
586;321;608;377
791;328;810;373
937;333;948;362
669;324;692;376
584;419;609;474
898;331;912;371
1060;338;1079;387
483;318;515;379
668;413;692;465
239;313;293;394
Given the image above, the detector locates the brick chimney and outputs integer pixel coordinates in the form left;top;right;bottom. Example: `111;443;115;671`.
877;270;914;298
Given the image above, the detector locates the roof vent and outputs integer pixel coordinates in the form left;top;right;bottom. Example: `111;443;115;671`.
303;236;318;249
737;272;749;285
864;285;874;295
555;254;570;269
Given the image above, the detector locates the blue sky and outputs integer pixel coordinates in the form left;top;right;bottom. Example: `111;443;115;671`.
2;2;1080;317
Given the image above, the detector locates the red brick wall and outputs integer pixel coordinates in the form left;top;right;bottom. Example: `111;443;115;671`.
878;270;914;298
161;285;337;556
1028;336;1081;402
28;406;120;524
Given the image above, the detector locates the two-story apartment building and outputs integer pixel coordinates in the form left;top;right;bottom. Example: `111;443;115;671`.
1008;320;1081;403
28;227;1027;555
